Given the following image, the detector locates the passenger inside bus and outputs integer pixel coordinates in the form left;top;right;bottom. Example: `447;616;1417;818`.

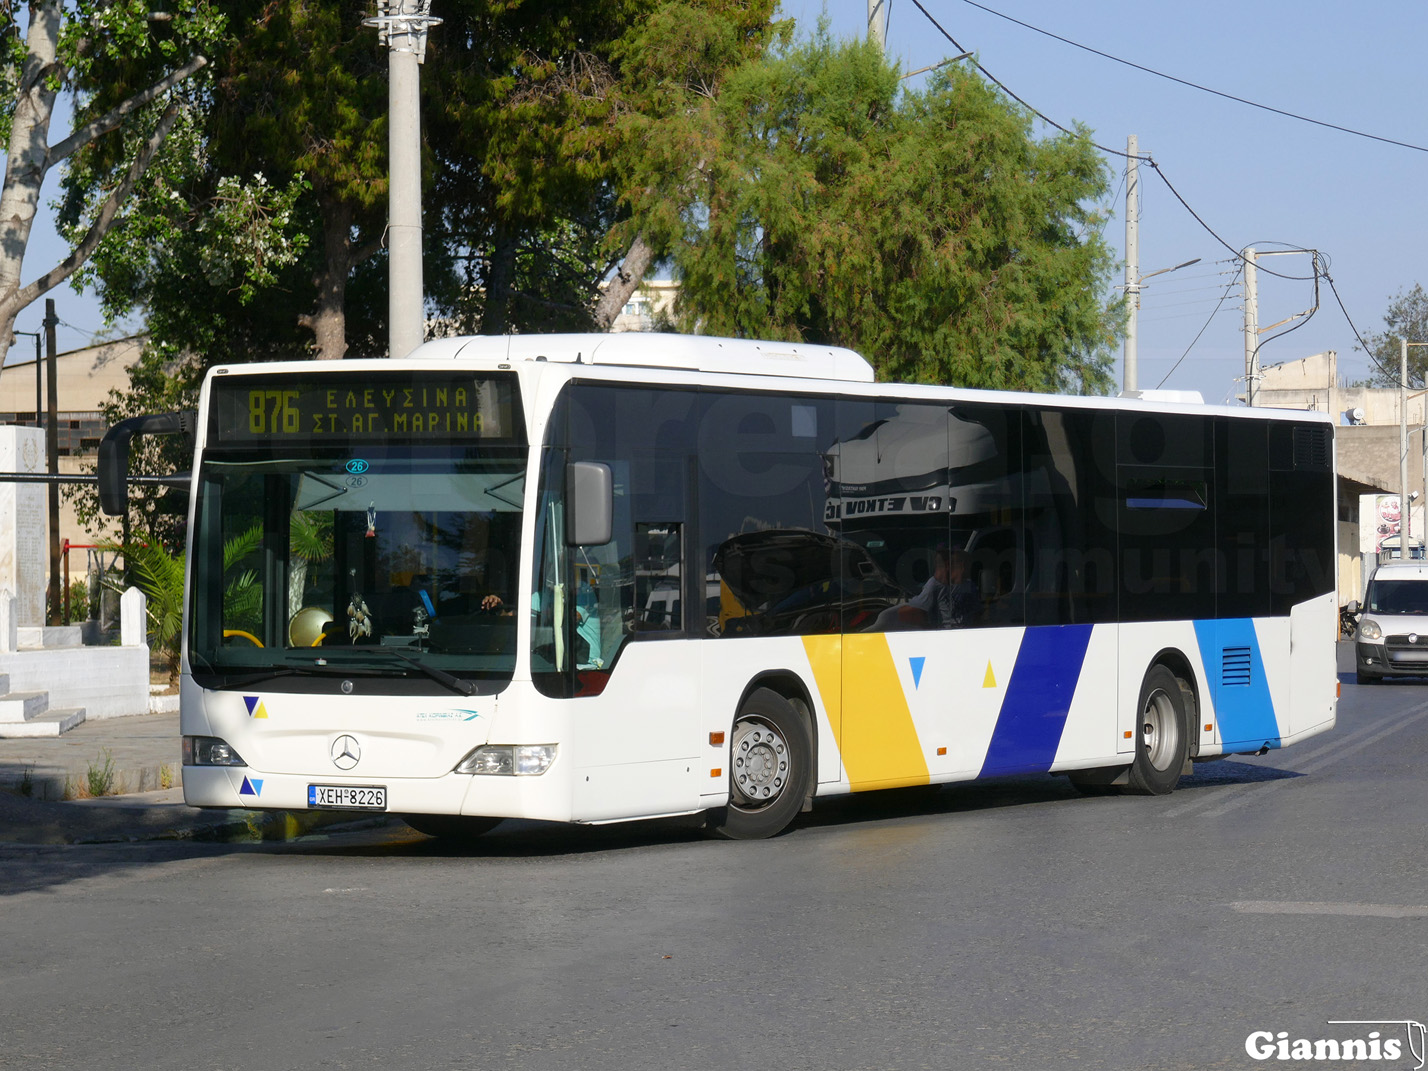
313;507;520;654
873;545;981;630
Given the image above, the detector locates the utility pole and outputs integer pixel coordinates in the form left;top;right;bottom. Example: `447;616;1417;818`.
868;0;888;53
1400;339;1428;555
1403;337;1410;552
1243;247;1259;406
1123;135;1139;392
365;0;441;359
44;299;59;626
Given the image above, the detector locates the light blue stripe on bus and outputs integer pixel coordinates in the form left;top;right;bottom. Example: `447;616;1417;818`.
1192;619;1280;751
979;624;1094;777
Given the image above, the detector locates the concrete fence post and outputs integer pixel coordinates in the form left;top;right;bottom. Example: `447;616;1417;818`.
120;587;148;648
0;588;16;653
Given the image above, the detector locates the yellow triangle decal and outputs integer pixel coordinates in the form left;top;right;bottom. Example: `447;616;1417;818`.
982;661;997;689
254;702;269;719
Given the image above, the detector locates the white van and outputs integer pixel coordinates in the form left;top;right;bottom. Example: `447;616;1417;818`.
1353;560;1428;683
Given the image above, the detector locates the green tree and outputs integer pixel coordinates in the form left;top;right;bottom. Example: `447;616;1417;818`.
70;0;384;363
648;31;1121;391
0;0;219;365
1361;284;1428;387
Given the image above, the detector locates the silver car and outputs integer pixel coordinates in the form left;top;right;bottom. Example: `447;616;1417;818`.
1354;560;1428;684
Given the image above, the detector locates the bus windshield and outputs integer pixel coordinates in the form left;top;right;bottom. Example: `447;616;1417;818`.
189;445;526;691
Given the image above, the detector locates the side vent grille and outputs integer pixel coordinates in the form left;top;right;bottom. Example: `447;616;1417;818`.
1222;646;1252;687
1293;426;1330;469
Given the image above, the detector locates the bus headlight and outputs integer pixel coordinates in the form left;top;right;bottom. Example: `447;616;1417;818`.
456;744;557;776
183;736;247;767
1358;618;1383;641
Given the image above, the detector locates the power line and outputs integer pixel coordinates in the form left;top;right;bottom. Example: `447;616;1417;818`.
1143;163;1315;281
1142;295;1243;311
1324;271;1400;386
950;0;1428;154
902;0;1315;283
1155;263;1242;389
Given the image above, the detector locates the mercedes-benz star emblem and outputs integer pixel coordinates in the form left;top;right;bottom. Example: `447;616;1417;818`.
331;735;361;771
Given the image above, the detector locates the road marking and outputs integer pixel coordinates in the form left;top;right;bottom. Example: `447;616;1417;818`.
1165;699;1428;819
1232;901;1428;918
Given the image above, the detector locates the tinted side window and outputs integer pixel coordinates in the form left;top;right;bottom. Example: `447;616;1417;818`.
1268;421;1335;613
1117;412;1217;622
1023;407;1118;624
827;400;1024;631
949;403;1023;628
1216;417;1271;618
563;385;700;671
829;400;953;631
701;391;838;637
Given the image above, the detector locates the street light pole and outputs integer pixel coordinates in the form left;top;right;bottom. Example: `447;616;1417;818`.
1123;136;1139;391
1401;339;1428;555
1120;256;1200;393
365;0;441;360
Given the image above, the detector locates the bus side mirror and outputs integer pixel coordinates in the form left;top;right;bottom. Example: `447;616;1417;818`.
1347;600;1360;615
98;411;195;516
566;461;612;546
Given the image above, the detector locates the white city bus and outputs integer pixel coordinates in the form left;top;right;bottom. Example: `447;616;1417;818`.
99;334;1338;839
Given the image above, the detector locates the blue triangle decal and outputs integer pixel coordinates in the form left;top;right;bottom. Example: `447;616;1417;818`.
243;695;259;716
250;779;263;796
909;656;925;689
239;776;255;796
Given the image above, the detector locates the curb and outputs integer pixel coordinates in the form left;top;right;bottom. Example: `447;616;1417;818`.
0;762;180;802
186;809;393;844
70;808;393;845
0;791;395;846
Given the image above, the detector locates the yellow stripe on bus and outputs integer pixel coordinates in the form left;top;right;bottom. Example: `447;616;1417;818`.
803;633;930;792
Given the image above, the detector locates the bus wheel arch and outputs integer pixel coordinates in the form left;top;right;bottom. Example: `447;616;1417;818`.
708;677;815;840
1146;647;1201;760
1124;659;1193;795
739;671;819;791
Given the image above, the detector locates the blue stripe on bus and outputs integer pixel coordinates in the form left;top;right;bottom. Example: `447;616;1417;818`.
979;624;1094;776
1192;619;1281;750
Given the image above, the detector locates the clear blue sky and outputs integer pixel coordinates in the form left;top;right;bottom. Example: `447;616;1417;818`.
16;0;1427;408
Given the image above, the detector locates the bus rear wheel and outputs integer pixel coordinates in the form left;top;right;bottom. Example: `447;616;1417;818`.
400;814;504;841
709;688;812;840
1124;665;1189;795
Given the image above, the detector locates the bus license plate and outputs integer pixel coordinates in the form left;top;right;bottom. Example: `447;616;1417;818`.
308;784;387;811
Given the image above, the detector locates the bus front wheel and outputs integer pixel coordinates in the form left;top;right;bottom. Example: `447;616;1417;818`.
709;687;812;840
1125;665;1190;795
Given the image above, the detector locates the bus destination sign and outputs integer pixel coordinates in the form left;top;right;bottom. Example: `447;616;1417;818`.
210;373;521;444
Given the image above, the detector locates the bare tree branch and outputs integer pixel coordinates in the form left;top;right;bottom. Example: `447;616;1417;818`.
9;101;182;312
350;238;384;266
46;54;208;169
591;232;655;331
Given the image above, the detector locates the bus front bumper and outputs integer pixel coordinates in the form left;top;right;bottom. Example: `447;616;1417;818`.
181;764;574;822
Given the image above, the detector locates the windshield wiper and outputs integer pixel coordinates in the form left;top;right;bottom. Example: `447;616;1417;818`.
190;648;476;696
380;646;477;696
206;663;388;690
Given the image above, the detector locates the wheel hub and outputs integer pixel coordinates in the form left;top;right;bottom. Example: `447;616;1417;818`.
1141;689;1176;771
730;718;789;807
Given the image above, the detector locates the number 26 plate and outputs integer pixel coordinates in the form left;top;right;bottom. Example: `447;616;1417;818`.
308;784;387;810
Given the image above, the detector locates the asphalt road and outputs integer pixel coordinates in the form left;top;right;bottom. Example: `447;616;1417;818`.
3;642;1425;1071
